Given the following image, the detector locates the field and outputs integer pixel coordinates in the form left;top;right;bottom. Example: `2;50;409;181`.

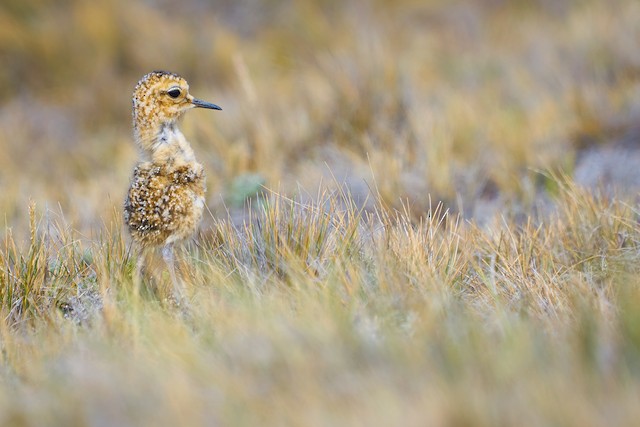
2;0;640;425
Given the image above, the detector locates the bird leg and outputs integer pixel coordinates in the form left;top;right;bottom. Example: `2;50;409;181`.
134;249;145;298
162;243;185;300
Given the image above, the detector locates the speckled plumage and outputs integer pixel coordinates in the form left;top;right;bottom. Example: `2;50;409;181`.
124;162;205;247
124;71;221;295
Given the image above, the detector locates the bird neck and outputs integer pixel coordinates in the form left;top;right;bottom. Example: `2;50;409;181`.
134;120;197;168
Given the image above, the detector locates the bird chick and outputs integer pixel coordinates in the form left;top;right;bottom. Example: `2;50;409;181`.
124;70;221;298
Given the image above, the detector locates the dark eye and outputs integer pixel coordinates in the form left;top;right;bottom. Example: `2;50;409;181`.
167;88;181;98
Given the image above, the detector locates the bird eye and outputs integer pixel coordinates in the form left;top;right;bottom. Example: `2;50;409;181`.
167;88;181;98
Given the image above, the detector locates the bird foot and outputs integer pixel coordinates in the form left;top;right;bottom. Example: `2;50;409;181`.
166;289;190;310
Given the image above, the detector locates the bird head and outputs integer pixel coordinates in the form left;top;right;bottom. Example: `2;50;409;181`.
132;70;221;131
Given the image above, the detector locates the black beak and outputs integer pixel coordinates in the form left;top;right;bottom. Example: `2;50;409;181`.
191;98;222;110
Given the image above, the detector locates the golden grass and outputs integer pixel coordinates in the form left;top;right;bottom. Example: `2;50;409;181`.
1;183;640;425
2;0;640;425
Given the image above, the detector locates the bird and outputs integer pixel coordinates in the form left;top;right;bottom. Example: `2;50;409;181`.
124;70;221;299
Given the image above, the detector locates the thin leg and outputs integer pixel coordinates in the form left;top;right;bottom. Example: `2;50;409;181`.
133;251;145;294
162;243;185;300
133;247;146;300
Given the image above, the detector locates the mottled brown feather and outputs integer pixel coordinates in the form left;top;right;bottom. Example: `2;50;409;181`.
124;71;220;252
124;162;205;247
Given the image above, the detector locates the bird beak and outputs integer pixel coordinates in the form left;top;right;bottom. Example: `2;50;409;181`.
190;97;222;110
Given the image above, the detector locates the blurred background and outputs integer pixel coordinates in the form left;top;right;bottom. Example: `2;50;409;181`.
1;0;639;236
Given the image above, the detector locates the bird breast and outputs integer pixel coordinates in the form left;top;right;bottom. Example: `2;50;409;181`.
124;162;206;247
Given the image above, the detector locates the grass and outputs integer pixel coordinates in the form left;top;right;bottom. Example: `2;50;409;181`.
2;183;640;426
2;0;640;425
